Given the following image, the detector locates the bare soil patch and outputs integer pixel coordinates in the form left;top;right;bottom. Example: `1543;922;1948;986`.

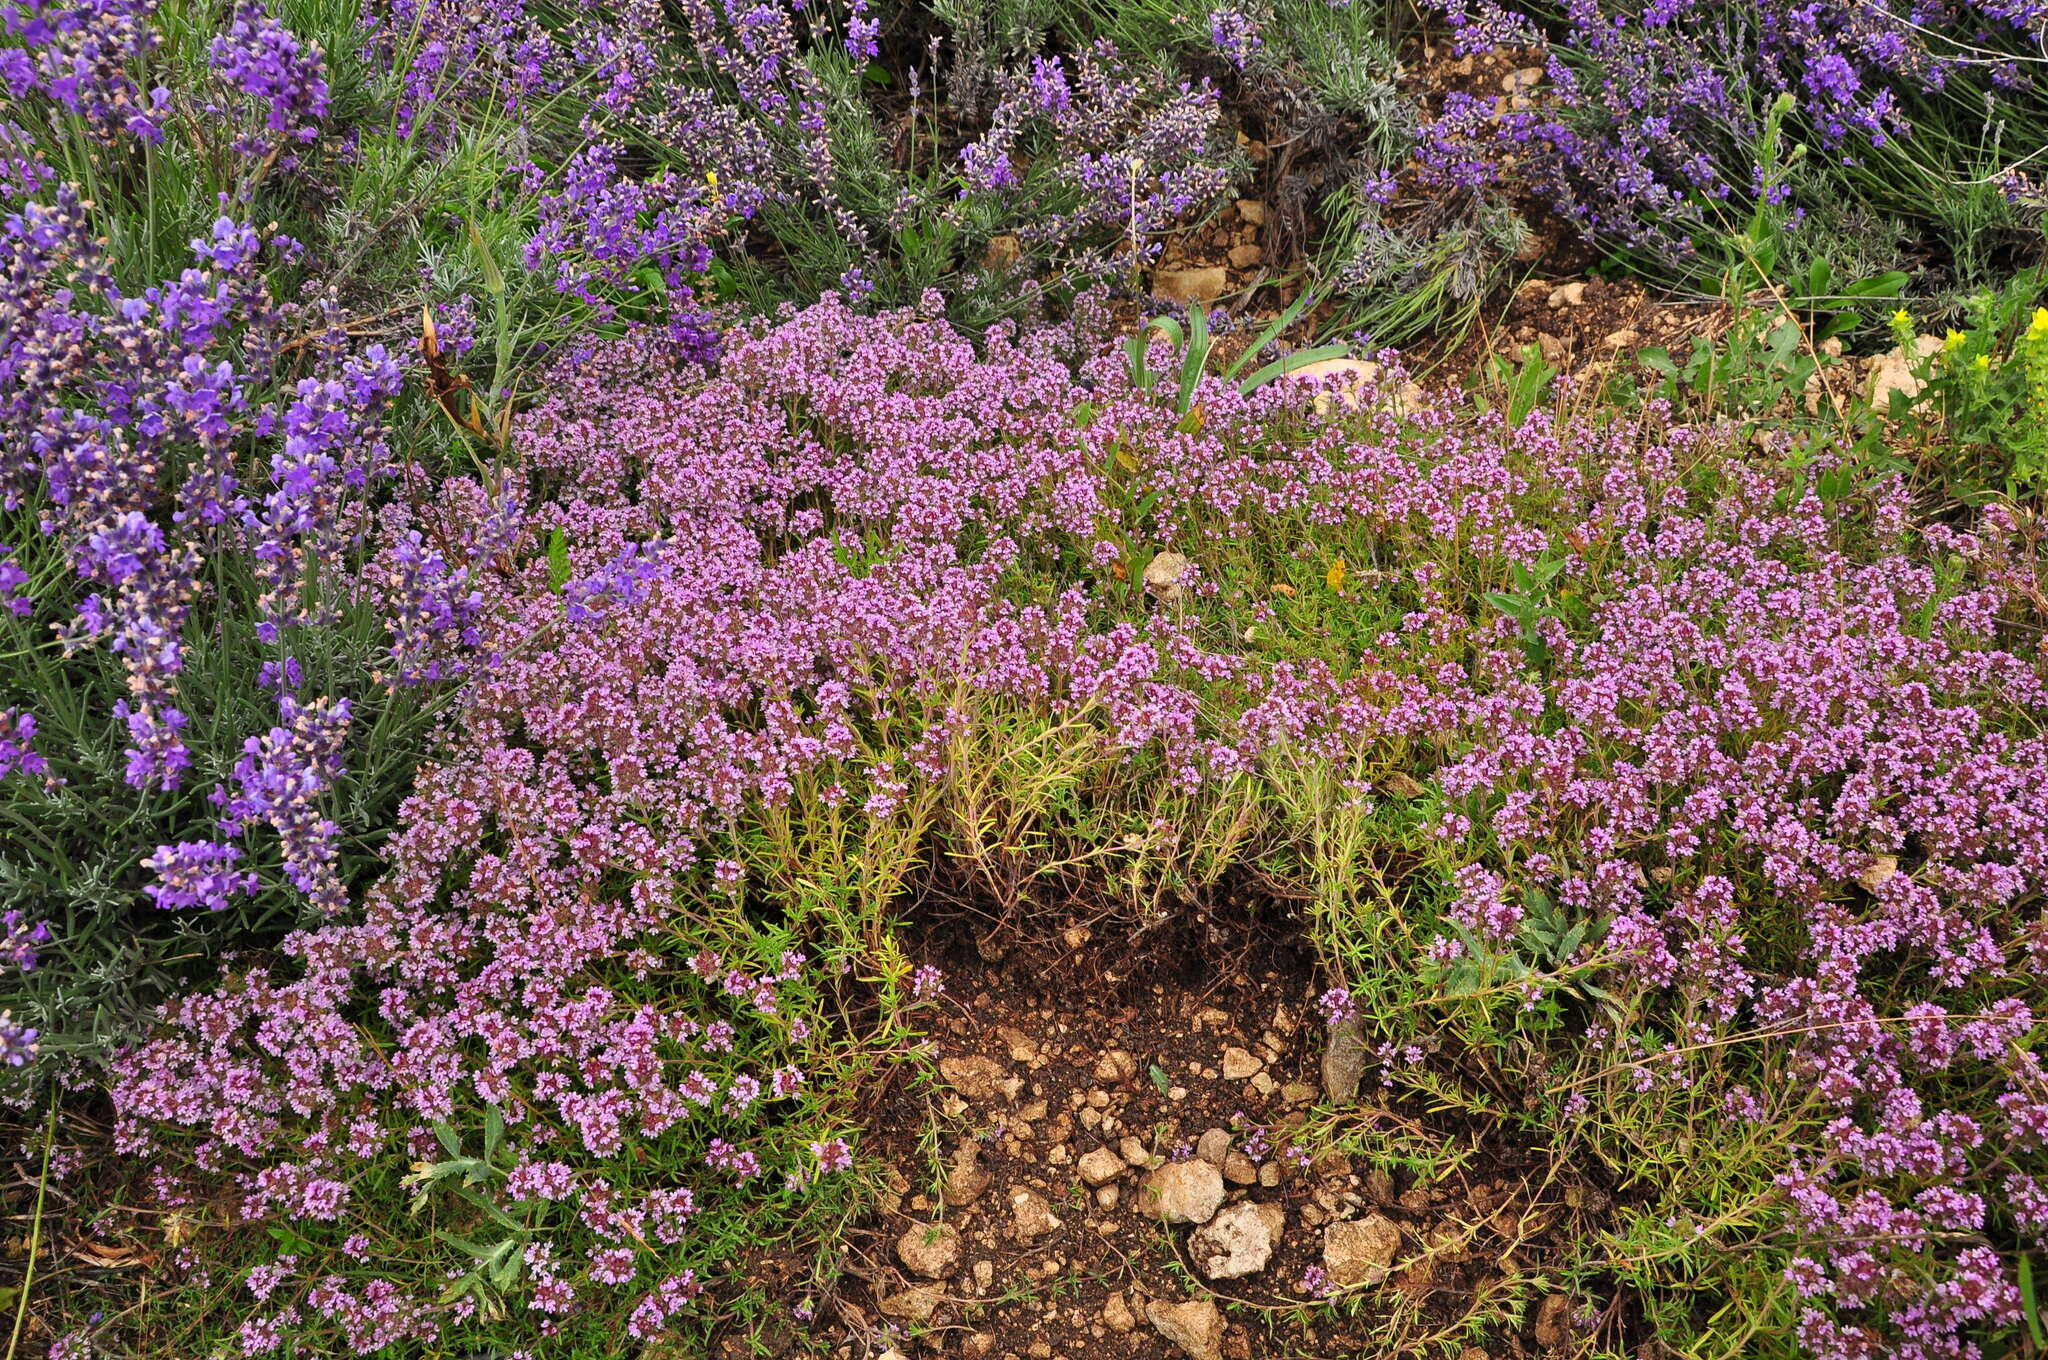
720;889;1644;1360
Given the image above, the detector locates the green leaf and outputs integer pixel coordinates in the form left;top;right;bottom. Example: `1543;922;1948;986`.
1843;271;1908;300
267;1225;317;1254
2022;1253;2045;1348
1558;922;1587;959
436;1231;501;1260
1238;342;1348;395
433;1122;462;1159
468;221;505;297
1125;333;1155;394
1148;1064;1172;1097
438;1271;483;1306
484;1106;505;1162
455;1187;526;1230
1223;287;1320;382
546;527;571;594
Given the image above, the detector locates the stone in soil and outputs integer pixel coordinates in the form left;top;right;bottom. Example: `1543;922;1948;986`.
943;1142;993;1207
1143;550;1192;604
1220;1045;1262;1079
1102;1291;1137;1334
1152;266;1229;305
1094;1048;1138;1084
1009;1187;1063;1239
1077;1145;1125;1186
939;1054;1009;1102
1147;1297;1227;1360
1141;1158;1226;1224
896;1222;961;1279
1196;1127;1231;1166
1189;1200;1285;1280
878;1283;943;1322
1323;1212;1401;1286
1534;1292;1573;1347
1322;1013;1368;1104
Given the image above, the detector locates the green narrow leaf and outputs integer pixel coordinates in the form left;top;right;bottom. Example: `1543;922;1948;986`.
455;1187;527;1231
467;221;505;298
438;1272;483;1306
547;527;571;594
1844;271;1908;300
1178;304;1209;415
435;1231;498;1259
1125;333;1153;393
1238;342;1349;395
1222;286;1319;382
2022;1253;2045;1348
433;1121;462;1160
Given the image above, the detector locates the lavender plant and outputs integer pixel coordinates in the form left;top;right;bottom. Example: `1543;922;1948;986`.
0;177;453;1068
1423;0;2048;300
0;0;558;1073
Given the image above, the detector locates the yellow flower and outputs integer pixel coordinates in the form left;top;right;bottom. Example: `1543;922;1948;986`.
1892;308;1912;328
1326;559;1346;593
2029;307;2048;340
705;171;719;189
1974;354;1993;370
1943;329;1967;353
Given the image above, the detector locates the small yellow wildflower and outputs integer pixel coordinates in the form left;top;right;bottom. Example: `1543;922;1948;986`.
1943;329;1968;353
706;171;719;189
1892;308;1912;328
2029;307;2048;340
1974;354;1993;370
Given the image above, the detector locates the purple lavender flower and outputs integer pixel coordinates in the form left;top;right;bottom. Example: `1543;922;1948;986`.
0;708;50;786
142;841;260;911
1207;8;1261;69
209;2;330;157
0;912;50;971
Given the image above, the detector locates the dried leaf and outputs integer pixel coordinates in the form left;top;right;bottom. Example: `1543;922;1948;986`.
1857;854;1899;893
1380;771;1426;799
73;1241;145;1268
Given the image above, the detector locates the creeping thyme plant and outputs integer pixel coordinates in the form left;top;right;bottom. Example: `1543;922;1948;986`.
2;0;2047;1357
69;298;2042;1357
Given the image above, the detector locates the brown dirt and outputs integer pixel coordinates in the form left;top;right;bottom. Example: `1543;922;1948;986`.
1448;276;1730;377
712;890;1643;1360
